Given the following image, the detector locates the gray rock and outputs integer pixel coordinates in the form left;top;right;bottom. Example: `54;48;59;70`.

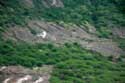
3;20;123;57
0;65;53;83
112;27;125;38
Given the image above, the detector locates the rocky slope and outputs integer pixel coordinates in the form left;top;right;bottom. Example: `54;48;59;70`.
3;21;124;58
18;0;64;8
0;0;125;83
0;65;53;83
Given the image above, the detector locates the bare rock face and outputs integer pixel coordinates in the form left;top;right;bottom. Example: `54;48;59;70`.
14;28;34;42
19;0;34;8
85;40;122;57
3;26;34;43
2;20;123;57
19;0;64;8
0;65;53;83
42;0;64;8
112;27;125;38
21;21;96;43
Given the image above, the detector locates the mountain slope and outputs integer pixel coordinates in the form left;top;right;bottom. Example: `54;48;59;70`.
0;0;125;83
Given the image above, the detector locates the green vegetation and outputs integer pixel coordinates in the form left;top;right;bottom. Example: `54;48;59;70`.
0;40;124;83
97;26;112;38
0;0;124;38
0;0;124;27
0;0;28;27
0;0;125;83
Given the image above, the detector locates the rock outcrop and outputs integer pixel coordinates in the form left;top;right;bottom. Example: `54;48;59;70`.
42;0;64;8
112;27;125;38
3;20;123;57
19;0;64;8
19;0;34;8
0;65;53;83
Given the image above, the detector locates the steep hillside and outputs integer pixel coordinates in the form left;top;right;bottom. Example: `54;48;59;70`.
0;0;124;27
0;0;125;83
2;20;123;58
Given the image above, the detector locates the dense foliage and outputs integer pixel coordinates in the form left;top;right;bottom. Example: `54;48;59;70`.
0;40;124;83
0;0;124;27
